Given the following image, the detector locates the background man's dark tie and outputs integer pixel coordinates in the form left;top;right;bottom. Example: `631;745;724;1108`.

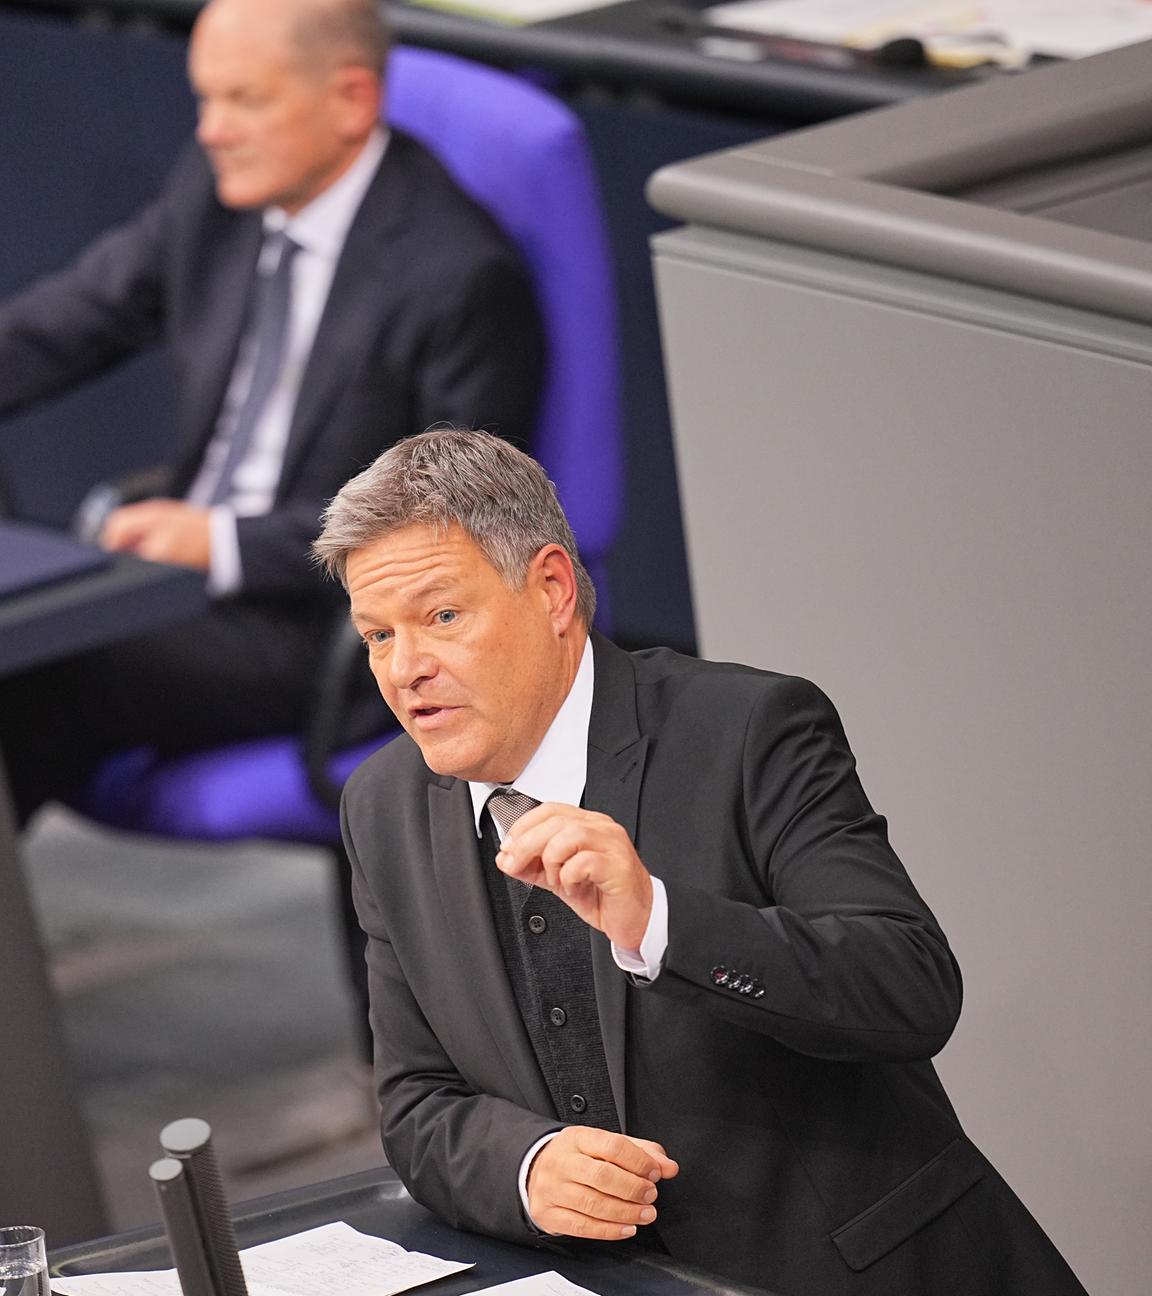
208;231;300;506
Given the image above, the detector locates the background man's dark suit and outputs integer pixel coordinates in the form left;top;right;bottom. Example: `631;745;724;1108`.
0;132;542;596
342;633;1085;1296
0;133;543;817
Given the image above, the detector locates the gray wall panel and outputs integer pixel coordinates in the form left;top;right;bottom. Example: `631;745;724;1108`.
654;231;1152;1296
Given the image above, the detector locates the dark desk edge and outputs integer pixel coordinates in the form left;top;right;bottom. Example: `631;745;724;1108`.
49;1167;400;1274
7;0;968;120
0;552;207;676
51;1167;783;1295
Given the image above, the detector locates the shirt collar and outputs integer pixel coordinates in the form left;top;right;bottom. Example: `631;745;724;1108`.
263;125;388;259
468;636;594;837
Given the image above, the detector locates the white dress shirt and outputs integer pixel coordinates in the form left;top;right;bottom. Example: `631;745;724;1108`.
186;128;389;594
467;633;594;838
466;636;669;1225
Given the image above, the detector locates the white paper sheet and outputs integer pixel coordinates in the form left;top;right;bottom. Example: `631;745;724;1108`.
471;1272;601;1296
703;0;1152;60
406;0;625;25
51;1221;474;1296
52;1273;186;1296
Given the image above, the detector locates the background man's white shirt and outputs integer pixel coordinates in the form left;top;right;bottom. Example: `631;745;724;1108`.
186;128;389;593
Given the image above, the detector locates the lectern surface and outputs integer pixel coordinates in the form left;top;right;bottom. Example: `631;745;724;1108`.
51;1168;780;1296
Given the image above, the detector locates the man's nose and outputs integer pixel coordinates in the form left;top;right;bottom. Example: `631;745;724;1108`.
196;101;232;150
387;635;435;691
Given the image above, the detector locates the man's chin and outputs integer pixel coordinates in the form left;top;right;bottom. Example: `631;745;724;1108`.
211;175;268;212
410;732;458;777
413;739;503;785
417;748;472;781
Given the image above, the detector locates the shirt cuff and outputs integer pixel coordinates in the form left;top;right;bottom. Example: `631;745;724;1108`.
611;875;668;981
206;505;242;596
518;1129;564;1229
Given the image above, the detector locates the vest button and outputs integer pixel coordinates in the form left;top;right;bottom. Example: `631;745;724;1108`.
527;914;547;934
549;1006;567;1027
569;1093;587;1114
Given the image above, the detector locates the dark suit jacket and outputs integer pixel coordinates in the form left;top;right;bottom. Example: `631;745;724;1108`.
0;132;544;598
342;634;1086;1296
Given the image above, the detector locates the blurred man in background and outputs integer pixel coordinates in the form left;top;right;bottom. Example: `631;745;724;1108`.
0;0;542;821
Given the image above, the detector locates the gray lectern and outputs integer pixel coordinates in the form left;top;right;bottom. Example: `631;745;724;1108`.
649;41;1152;1296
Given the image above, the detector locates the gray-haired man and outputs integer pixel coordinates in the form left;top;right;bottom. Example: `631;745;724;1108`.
318;428;1085;1295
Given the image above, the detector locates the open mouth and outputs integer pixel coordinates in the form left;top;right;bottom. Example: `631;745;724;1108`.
410;705;457;726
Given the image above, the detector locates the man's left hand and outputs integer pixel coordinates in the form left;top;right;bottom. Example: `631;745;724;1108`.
100;498;213;571
496;804;652;951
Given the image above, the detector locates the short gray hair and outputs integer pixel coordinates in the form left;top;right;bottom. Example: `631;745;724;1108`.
314;428;597;626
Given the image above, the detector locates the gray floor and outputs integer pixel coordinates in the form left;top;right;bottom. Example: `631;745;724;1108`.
23;807;387;1233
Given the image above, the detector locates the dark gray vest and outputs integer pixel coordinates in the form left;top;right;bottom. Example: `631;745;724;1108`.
478;811;618;1130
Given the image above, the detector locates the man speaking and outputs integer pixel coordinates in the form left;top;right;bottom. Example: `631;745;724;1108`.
315;429;1085;1295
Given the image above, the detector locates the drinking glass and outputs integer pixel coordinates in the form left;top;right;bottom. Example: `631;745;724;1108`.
0;1227;48;1296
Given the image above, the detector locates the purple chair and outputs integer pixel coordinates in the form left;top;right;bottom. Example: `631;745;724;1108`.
71;48;624;1012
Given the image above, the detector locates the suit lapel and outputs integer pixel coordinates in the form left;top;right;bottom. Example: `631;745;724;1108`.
583;635;649;1132
278;136;415;495
427;779;552;1113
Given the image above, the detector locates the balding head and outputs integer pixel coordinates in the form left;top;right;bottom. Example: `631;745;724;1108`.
189;0;387;213
289;0;390;76
196;0;387;74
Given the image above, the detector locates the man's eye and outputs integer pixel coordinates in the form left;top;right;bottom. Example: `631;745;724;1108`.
364;629;392;647
435;610;457;625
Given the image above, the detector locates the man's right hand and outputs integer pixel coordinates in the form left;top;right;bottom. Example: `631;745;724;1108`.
99;498;213;570
526;1126;678;1240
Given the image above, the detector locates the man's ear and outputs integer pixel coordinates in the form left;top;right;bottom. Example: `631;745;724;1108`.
331;66;381;140
532;545;579;633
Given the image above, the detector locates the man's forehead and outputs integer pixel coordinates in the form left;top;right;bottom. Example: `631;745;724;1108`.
191;0;297;70
346;524;491;599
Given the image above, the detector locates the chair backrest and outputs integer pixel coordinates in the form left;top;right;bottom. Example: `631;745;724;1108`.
386;47;624;577
72;52;627;846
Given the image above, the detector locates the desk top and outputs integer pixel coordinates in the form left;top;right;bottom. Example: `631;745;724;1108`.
10;0;974;121
51;1167;780;1296
0;537;206;676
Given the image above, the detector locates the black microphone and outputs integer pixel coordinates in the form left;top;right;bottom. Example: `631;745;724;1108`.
657;9;930;72
157;1118;249;1296
874;36;928;68
150;1157;219;1296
